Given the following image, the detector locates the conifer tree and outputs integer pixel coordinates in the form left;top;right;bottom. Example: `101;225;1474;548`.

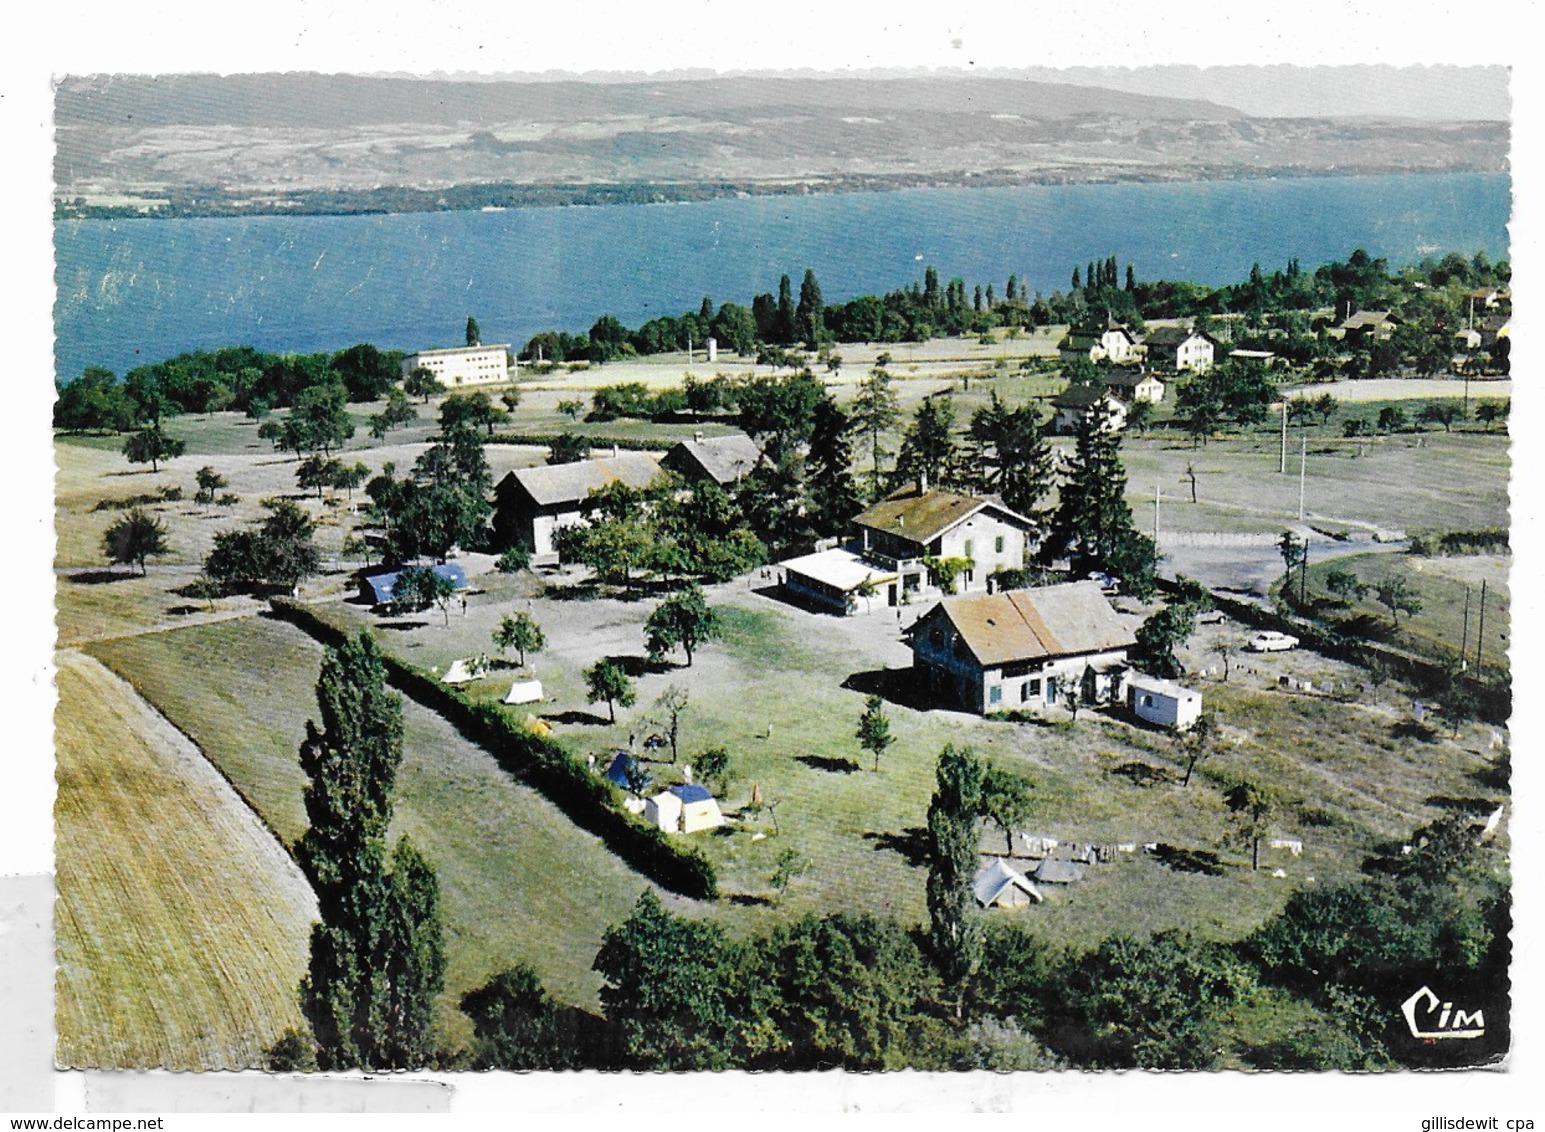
805;397;862;537
1044;405;1156;598
894;396;959;490
296;631;444;1070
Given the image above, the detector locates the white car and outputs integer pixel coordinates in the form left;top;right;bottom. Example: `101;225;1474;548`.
1247;631;1300;653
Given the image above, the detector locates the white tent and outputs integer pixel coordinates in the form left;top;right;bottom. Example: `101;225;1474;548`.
973;858;1043;908
442;659;477;684
644;784;726;834
503;679;544;705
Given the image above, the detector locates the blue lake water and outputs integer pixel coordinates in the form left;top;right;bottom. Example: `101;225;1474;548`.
53;172;1510;381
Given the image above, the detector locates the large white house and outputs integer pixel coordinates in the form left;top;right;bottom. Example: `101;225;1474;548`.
1058;315;1142;365
779;483;1035;615
401;343;512;389
1142;325;1216;374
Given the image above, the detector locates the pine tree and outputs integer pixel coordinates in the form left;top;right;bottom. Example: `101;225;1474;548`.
796;268;825;345
806;397;862;537
296;632;443;1069
893;395;959;489
851;368;901;500
926;743;986;1016
1045;405;1156;597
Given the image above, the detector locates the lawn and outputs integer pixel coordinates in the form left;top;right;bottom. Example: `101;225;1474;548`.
86;615;670;1041
1298;550;1511;677
54;649;317;1070
298;567;1506;956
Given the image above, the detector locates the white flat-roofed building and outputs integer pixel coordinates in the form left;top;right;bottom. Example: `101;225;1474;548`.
401;343;512;388
781;548;898;616
1126;675;1203;731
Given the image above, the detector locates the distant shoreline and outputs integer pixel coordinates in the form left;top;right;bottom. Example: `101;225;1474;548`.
54;162;1507;222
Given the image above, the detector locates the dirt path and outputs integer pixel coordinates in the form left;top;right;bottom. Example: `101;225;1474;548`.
54;649;318;1069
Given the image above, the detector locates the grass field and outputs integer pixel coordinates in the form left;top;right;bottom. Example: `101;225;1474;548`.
54;649;317;1070
297;569;1505;957
87;615;669;1042
1299;551;1511;676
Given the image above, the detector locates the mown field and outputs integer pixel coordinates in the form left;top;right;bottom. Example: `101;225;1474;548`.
87;615;669;1044
54;649;317;1069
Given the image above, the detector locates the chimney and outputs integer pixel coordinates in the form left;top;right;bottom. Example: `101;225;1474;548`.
919;471;929;494
693;430;704;441
611;444;620;458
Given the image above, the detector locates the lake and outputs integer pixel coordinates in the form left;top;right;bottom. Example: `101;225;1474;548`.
53;171;1510;381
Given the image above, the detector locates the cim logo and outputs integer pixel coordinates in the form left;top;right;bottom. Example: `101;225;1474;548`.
1402;985;1486;1040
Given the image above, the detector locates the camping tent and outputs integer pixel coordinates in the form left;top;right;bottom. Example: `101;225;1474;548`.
503;679;544;705
973;858;1044;908
1032;858;1087;885
442;658;479;684
644;783;725;833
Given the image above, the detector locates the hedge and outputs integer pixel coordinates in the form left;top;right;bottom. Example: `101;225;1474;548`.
485;433;676;452
270;600;719;900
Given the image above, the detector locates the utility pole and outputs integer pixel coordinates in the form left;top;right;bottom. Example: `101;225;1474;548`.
1475;579;1488;675
1154;470;1161;547
1298;436;1307;521
1461;585;1471;671
1280;398;1288;474
1300;539;1309;605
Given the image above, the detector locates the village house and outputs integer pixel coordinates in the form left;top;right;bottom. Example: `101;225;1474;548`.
1057;314;1143;365
1102;368;1167;405
660;431;766;487
1051;384;1129;434
400;343;512;388
1332;310;1401;345
908;580;1136;714
1141;324;1216;374
779;482;1034;614
492;451;662;561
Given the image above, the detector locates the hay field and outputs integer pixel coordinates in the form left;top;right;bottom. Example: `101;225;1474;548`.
89;615;666;1030
54;649;317;1069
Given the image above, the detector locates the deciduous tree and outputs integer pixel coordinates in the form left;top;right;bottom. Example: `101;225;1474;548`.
925;743;986;1015
585;658;636;722
102;507;168;575
492;611;545;667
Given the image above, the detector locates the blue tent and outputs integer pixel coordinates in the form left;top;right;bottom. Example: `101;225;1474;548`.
604;752;650;791
671;783;714;804
361;563;468;605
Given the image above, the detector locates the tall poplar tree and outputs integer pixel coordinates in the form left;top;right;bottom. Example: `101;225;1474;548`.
296;631;445;1069
925;743;987;1016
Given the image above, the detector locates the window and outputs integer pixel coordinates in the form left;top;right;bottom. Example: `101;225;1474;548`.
995;535;1004;554
989;685;1003;705
963;539;974;559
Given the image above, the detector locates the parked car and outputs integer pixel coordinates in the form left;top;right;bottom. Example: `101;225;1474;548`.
1197;608;1226;624
1247;630;1300;652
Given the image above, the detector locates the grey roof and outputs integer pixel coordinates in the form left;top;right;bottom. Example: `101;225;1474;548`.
663;432;765;485
1103;370;1162;390
1143;324;1210;348
500;452;661;508
1052;384;1118;409
918;581;1136;668
361;563;467;605
973;858;1043;906
1032;858;1087;884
